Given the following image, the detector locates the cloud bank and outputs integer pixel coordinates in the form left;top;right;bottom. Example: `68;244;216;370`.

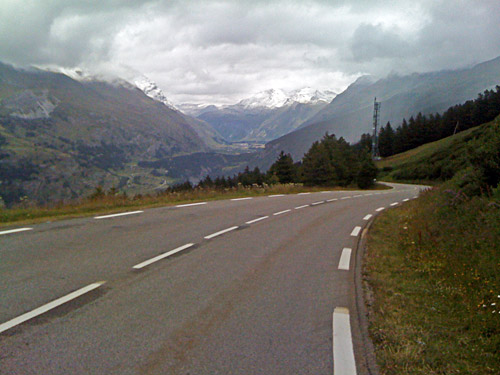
1;0;499;104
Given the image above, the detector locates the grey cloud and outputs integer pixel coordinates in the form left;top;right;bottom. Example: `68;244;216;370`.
1;0;499;105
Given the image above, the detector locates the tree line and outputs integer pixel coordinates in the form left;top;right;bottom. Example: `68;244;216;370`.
376;86;500;157
168;133;377;193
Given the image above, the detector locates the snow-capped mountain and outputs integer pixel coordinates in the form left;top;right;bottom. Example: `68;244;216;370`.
193;87;338;142
237;89;288;109
237;88;336;109
287;87;337;105
133;75;176;110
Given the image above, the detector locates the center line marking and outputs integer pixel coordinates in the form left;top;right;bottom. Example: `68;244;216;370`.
326;198;338;202
298;192;311;195
338;248;352;270
0;281;106;334
295;205;309;210
268;194;285;197
245;216;269;224
350;226;362;236
204;226;239;239
363;214;372;220
133;243;194;269
311;201;324;205
231;197;253;201
333;307;357;375
94;211;143;219
0;227;33;236
176;202;207;208
273;209;291;216
375;207;385;212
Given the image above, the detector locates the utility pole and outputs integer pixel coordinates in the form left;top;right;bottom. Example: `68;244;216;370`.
372;97;381;159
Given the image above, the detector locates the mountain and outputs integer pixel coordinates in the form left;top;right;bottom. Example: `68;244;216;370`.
133;75;177;110
190;88;336;142
0;62;222;205
262;55;500;166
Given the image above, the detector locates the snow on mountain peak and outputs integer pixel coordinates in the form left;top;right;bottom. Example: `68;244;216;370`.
238;88;288;109
237;87;336;109
133;75;176;110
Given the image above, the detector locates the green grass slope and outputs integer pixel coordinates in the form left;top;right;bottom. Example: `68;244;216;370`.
376;115;500;184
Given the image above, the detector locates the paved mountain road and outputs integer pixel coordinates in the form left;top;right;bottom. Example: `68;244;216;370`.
0;183;424;374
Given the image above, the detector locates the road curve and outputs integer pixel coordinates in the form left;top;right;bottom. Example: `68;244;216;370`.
0;183;425;374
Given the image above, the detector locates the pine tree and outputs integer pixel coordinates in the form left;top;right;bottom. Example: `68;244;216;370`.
268;151;296;183
378;122;395;157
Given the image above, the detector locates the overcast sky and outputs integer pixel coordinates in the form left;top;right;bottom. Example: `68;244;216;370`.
1;0;500;105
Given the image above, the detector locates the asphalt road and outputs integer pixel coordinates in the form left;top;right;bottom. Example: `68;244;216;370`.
0;183;425;374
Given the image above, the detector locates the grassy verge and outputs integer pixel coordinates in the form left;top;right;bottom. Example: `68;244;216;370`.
364;187;500;374
0;183;390;226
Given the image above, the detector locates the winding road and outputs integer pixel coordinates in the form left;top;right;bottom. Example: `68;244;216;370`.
0;183;425;374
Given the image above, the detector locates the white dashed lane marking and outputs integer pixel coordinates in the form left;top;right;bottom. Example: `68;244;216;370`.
363;214;372;221
0;282;106;334
295;205;309;210
333;307;357;375
338;248;352;270
204;226;239;240
245;216;269;225
176;202;207;208
375;207;385;212
133;243;194;269
273;209;291;216
231;197;253;201
94;211;143;220
0;227;33;236
350;226;362;237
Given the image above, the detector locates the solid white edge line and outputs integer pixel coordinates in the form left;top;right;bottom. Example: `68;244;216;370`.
268;194;285;197
273;209;291;216
245;216;269;224
0;227;33;236
0;281;106;334
333;307;357;375
295;205;309;210
231;197;253;201
350;226;362;237
327;198;338;202
94;211;143;220
176;202;207;208
311;201;325;205
133;243;194;269
338;248;352;270
204;226;239;239
375;207;385;212
363;214;373;221
297;192;311;195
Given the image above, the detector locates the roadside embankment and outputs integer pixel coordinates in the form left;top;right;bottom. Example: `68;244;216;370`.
364;186;500;374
